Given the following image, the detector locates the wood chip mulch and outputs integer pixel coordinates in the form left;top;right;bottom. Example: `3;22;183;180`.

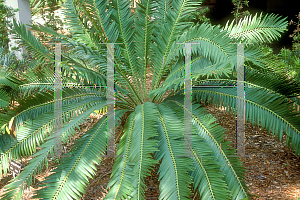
205;105;300;200
81;104;300;199
1;105;300;199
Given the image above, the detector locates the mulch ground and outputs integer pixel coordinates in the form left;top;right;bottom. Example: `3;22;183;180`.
1;105;300;199
206;105;300;200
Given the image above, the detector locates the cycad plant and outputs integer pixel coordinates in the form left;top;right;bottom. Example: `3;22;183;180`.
1;0;300;199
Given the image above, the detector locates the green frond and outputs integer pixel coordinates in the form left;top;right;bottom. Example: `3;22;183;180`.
0;89;9;107
111;0;136;73
29;23;108;61
166;24;233;67
155;103;193;200
166;23;267;72
161;100;232;199
194;63;300;102
189;135;231;200
135;0;156;99
149;55;232;100
224;13;288;43
63;0;97;46
76;0;111;46
64;46;107;71
0;71;18;89
113;64;143;106
1;100;106;200
90;0;119;43
13;91;105;129
62;60;107;87
105;112;135;199
64;0;119;45
29;1;141;105
34;109;127;200
193;76;300;156
15;67;56;97
27;23;114;77
242;45;268;68
16;83;55;97
151;0;201;90
111;0;144;103
165;99;248;199
128;102;159;199
13;20;51;63
13;91;55;117
0;95;106;179
105;102;158;200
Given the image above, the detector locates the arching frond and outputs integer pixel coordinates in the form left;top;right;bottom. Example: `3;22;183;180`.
135;0;156;99
162;99;248;199
34;109;127;199
105;112;135;199
151;0;201;90
1;99;107;199
111;0;144;104
106;102;158;200
13;20;51;63
193;68;300;156
155;103;193;200
63;0;100;47
149;55;232;101
128;102;159;199
0;94;106;180
224;13;288;43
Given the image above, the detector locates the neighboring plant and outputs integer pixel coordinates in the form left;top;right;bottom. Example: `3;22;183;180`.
284;12;300;81
189;5;211;25
1;0;300;199
0;48;24;108
231;0;250;22
289;12;300;47
30;0;63;18
259;12;300;82
30;0;65;43
0;1;18;50
0;48;24;140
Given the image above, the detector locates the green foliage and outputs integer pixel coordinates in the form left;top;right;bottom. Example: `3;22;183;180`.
259;13;300;82
30;0;65;43
0;1;18;50
289;12;300;45
30;0;63;17
188;1;211;25
231;0;250;22
0;47;28;110
194;6;211;24
0;0;298;199
260;46;300;80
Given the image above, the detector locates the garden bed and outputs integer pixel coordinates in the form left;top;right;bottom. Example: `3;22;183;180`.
78;104;300;199
1;105;300;199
